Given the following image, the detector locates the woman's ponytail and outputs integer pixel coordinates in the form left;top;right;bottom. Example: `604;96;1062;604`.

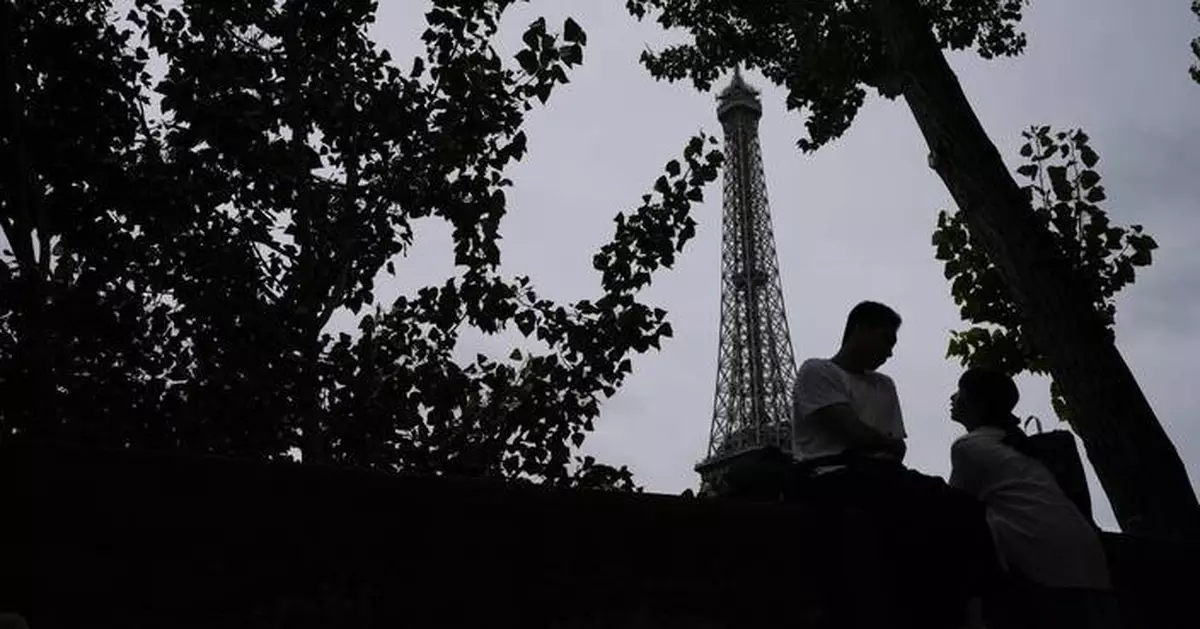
996;412;1038;459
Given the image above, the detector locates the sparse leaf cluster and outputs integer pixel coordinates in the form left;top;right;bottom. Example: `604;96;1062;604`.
933;127;1157;421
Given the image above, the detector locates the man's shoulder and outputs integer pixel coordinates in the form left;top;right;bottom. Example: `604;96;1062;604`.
871;370;897;387
799;357;838;373
794;358;847;398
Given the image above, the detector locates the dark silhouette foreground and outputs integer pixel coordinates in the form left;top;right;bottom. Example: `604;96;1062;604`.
0;444;1192;628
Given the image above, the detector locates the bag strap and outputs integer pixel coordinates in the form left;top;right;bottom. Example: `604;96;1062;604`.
1024;415;1044;434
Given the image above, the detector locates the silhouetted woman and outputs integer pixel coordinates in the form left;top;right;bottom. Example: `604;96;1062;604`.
949;368;1119;629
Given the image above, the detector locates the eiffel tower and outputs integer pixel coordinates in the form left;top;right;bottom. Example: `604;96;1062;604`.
696;69;799;496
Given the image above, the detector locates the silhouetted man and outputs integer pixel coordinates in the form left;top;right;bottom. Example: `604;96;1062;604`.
792;300;907;474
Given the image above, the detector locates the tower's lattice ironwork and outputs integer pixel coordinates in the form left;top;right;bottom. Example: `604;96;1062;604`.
697;70;798;491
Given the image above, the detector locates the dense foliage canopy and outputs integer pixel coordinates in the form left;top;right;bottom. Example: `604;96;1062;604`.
0;0;723;490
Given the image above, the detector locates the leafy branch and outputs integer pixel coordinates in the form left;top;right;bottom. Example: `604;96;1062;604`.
933;126;1157;422
625;0;1028;151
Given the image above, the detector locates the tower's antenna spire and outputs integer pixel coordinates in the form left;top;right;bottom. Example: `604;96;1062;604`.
696;67;798;496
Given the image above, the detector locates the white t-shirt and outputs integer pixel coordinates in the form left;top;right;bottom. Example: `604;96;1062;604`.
791;358;906;462
950;426;1112;590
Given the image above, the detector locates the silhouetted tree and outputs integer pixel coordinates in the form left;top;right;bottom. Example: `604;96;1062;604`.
0;0;722;490
934;126;1157;425
626;0;1199;537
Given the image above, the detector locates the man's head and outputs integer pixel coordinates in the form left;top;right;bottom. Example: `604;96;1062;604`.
839;301;901;371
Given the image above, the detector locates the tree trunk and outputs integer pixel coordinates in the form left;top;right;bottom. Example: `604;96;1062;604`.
282;17;326;467
870;0;1200;538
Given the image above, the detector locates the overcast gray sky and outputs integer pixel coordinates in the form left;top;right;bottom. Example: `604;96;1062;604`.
360;0;1200;531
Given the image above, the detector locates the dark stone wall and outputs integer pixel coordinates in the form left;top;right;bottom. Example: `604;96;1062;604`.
0;445;1193;628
